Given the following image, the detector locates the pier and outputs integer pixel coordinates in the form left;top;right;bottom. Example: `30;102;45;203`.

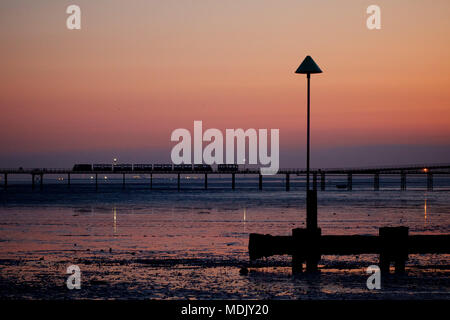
1;163;449;190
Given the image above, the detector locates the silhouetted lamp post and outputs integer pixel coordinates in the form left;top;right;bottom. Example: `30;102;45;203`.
295;55;322;230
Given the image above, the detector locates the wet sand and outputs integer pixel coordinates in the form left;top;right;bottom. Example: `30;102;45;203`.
1;250;449;299
0;185;449;299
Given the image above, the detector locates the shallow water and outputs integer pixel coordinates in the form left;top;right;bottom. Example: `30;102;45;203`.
0;177;449;299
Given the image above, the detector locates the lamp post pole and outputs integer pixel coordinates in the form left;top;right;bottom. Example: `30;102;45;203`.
306;73;311;192
295;55;322;273
295;55;322;232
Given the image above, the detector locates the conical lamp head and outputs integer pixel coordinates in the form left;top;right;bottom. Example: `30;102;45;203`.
295;56;323;74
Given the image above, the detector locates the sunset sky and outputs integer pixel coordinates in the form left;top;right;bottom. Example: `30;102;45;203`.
1;0;449;168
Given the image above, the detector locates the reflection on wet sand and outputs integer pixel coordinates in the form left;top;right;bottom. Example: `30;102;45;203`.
113;207;117;234
243;207;247;233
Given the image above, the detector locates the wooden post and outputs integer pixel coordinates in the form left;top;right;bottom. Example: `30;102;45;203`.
293;227;321;273
122;173;125;188
306;227;321;273
204;173;208;190
320;172;325;191
286;174;290;191
292;228;305;274
427;172;433;191
95;173;98;190
150;173;153;189
374;173;379;191
306;190;317;230
305;187;320;272
32;174;35;190
259;174;262;190
379;227;409;274
232;173;235;190
178;173;180;191
347;173;352;191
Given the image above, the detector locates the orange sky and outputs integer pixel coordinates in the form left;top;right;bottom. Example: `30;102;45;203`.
0;0;449;166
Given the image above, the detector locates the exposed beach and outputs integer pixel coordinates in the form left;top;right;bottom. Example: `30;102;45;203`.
1;177;449;299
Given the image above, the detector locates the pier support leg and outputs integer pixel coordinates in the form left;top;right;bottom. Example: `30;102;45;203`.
204;173;208;190
150;174;153;189
232;173;235;190
122;173;125;188
313;172;317;191
4;173;7;190
259;174;262;190
32;174;35;190
401;172;406;191
347;173;352;191
320;172;325;191
286;174;290;191
178;173;180;191
427;173;433;191
374;173;379;191
40;174;43;190
68;173;70;187
95;173;98;190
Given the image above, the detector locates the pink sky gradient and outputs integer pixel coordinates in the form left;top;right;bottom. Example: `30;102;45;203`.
0;1;449;167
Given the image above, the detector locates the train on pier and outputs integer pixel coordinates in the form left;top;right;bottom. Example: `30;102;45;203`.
72;163;239;173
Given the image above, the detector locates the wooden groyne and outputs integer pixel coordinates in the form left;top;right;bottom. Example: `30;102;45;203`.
249;227;450;274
